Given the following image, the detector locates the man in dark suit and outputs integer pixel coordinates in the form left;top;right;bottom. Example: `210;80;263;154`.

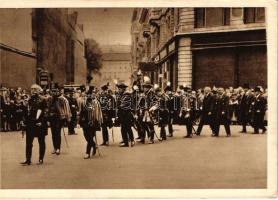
66;88;78;135
116;82;135;147
99;83;114;146
164;83;175;137
238;83;250;133
20;84;48;165
214;88;231;137
252;86;267;134
196;86;216;136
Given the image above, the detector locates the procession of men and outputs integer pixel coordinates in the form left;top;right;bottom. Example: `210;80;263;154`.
0;71;268;165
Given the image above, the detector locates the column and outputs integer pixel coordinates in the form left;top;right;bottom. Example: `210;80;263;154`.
178;37;192;87
178;8;194;32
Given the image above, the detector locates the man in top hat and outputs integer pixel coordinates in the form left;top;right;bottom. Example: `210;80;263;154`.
252;86;267;134
20;84;48;165
48;83;71;155
66;87;78;135
116;82;135;147
99;83;114;146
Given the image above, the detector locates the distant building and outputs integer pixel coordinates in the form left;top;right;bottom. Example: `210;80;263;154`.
131;8;267;90
0;8;87;89
98;45;132;89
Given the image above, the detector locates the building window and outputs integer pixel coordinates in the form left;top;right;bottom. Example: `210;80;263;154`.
195;8;230;28
167;15;171;30
224;8;230;25
244;8;265;23
195;8;205;28
177;8;180;26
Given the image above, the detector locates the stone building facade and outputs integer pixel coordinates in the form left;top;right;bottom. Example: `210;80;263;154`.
33;9;87;86
98;45;132;89
0;8;87;89
131;8;267;90
0;9;36;89
66;11;87;85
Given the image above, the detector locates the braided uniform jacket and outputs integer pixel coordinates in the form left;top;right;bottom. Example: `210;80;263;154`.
79;97;103;128
48;95;72;121
179;94;197;120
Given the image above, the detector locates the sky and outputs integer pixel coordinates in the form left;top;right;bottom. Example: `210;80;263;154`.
74;8;133;46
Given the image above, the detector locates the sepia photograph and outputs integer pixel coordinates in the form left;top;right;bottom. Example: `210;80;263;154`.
0;0;277;199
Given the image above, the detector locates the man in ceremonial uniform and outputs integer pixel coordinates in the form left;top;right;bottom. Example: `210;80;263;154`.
252;86;267;134
164;82;175;137
153;86;169;140
132;84;143;141
141;77;156;144
116;82;135;147
48;84;71;155
99;83;114;146
179;86;197;138
66;88;78;135
20;84;48;165
79;86;103;159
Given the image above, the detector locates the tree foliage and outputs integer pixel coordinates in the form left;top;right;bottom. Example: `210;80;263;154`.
84;39;103;73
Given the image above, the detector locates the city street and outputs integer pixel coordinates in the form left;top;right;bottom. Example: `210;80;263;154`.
0;125;267;189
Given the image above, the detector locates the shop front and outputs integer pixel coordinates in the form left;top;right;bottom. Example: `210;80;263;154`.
154;40;178;90
191;29;267;89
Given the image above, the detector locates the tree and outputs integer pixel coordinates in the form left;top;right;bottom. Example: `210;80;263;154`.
84;39;103;83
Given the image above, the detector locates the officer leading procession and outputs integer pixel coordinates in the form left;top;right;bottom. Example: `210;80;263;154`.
2;69;266;165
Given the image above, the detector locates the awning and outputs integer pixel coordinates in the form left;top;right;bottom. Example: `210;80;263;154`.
138;61;157;71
